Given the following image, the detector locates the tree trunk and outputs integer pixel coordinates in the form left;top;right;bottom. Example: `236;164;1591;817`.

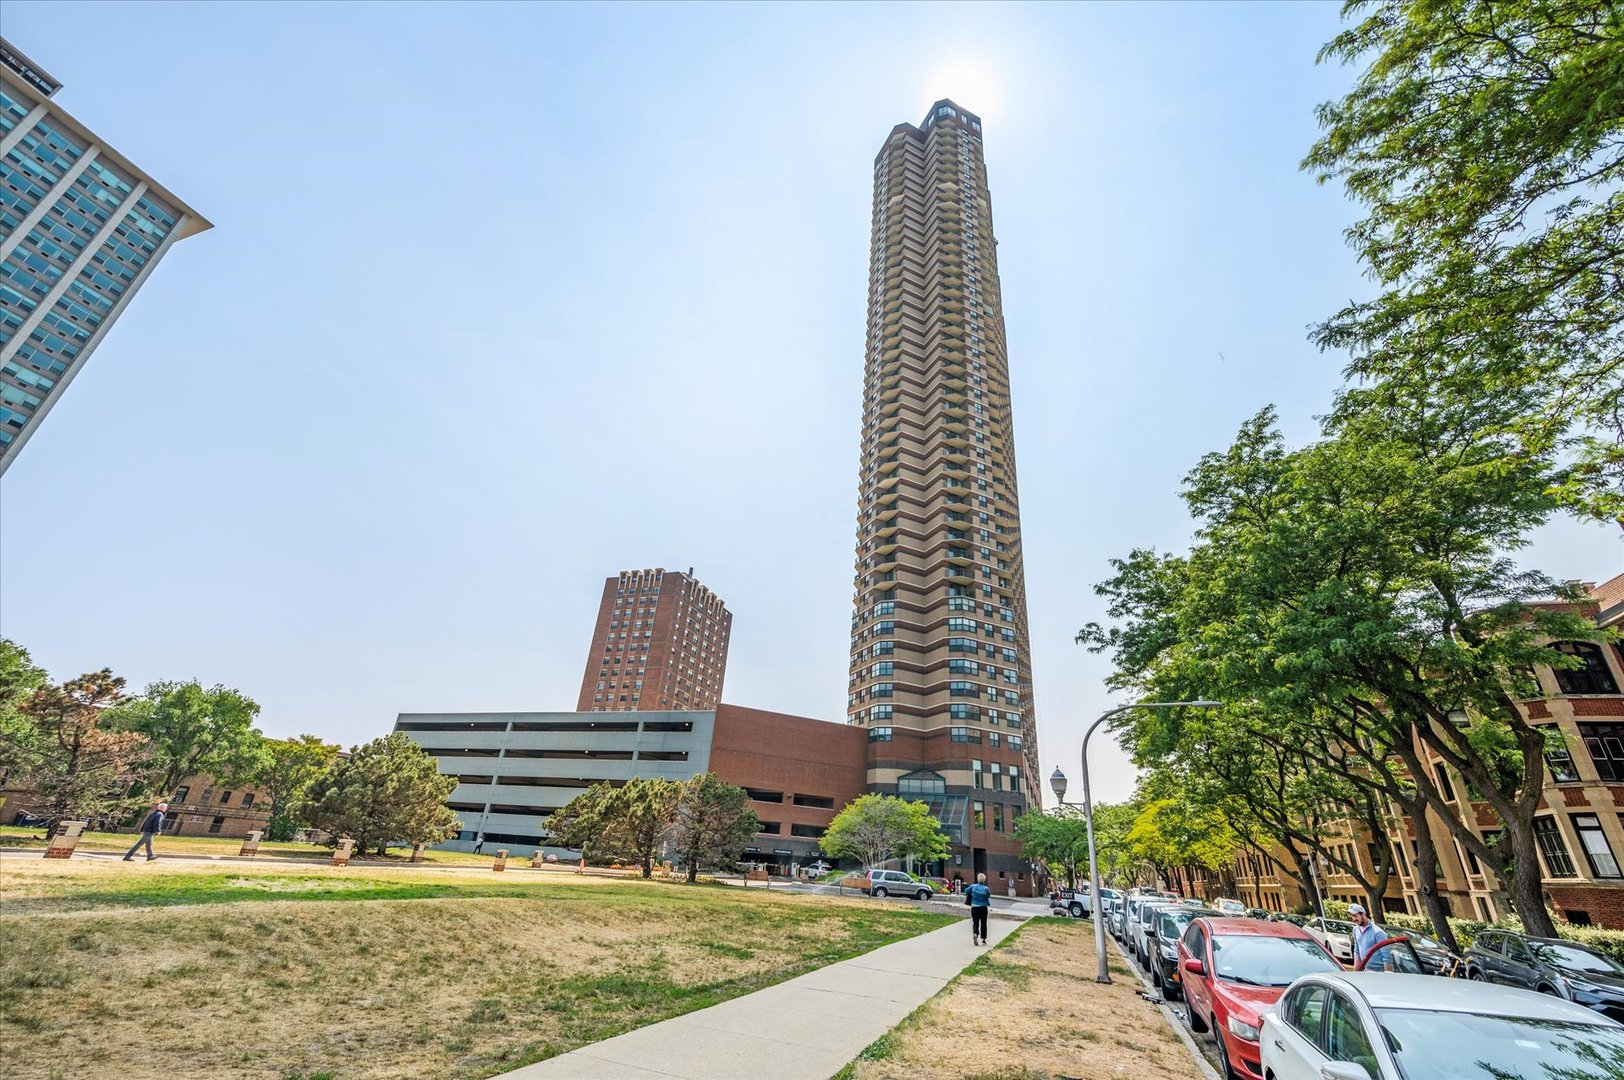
641;853;653;878
1504;821;1557;937
686;863;698;883
1409;819;1460;954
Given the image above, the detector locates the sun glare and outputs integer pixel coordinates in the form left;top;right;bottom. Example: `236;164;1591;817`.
921;58;1003;121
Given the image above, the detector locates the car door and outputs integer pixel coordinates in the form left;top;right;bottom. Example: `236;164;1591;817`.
1181;921;1212;1023
1323;990;1381;1079
1269;982;1329;1077
1500;935;1540;990
1470;932;1503;982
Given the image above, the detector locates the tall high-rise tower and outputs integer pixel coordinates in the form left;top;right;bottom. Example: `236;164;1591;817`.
0;38;212;475
578;567;733;712
847;101;1038;889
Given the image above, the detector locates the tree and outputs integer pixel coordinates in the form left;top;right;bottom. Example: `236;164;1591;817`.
20;670;150;828
1082;407;1596;938
106;680;266;798
0;638;47;777
543;782;622;858
254;735;341;840
1305;0;1624;521
820;794;949;872
602;777;682;878
1014;807;1090;889
295;733;460;855
669;773;759;883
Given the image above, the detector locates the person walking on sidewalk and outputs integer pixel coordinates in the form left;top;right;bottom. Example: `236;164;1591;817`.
123;802;168;861
965;872;992;945
1349;903;1387;971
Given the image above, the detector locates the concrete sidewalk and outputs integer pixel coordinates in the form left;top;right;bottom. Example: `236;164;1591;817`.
498;917;1020;1079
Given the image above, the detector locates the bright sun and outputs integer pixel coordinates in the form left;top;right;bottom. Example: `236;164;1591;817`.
921;58;1003;120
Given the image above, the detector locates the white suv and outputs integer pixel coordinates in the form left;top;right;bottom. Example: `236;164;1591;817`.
865;869;934;900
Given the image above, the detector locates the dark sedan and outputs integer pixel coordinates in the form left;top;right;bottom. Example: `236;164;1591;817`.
1150;905;1217;999
1465;929;1624;1022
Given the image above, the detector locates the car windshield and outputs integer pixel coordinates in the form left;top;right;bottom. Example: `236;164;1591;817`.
1532;942;1623;975
1211;935;1341;987
1160;910;1208;940
1374;1009;1624;1080
1323;920;1353;934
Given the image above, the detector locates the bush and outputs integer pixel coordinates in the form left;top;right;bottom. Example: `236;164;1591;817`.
1371;910;1624;966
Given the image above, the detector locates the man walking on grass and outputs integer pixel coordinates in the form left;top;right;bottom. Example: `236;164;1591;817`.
966;872;992;945
123;802;168;861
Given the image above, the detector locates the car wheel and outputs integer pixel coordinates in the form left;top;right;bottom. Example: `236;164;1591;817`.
1467;968;1485;981
1151;966;1162;989
1188;1006;1208;1034
874;887;888;898
1537;984;1561;997
915;889;930;901
1070;901;1084;918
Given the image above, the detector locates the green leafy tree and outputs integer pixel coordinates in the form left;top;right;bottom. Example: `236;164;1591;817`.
820;793;949;871
0;638;48;777
543;782;622;858
255;735;341;840
669;773;759;883
1305;0;1624;521
1014;807;1090;889
1083;407;1597;938
295;732;460;855
106;680;266;798
20;670;149;828
1089;801;1143;890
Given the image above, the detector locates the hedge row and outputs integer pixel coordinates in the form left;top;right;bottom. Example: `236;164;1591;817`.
1316;899;1624;966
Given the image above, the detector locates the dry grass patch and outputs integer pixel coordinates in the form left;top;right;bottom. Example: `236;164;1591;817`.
1;863;950;1079
840;919;1199;1080
0;825;491;865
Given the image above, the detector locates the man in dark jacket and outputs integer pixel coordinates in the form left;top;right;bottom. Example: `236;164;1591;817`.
965;872;992;944
123;802;168;861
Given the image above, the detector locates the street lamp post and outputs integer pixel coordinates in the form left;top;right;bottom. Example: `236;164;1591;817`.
1051;700;1220;984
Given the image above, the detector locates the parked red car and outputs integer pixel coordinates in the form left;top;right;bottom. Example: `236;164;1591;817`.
1175;916;1342;1080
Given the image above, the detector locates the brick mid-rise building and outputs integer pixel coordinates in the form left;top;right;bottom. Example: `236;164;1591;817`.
577;567;732;712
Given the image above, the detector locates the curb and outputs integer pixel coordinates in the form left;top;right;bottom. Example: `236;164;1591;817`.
1106;932;1222;1080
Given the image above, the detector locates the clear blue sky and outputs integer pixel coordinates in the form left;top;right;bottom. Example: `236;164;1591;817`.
1;1;1615;804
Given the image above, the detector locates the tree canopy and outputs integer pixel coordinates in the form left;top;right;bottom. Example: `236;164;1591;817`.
820;794;949;871
669;773;759;882
106;680;266;798
296;732;460;855
1305;0;1624;521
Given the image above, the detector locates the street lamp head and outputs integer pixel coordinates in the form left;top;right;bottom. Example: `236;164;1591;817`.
1188;700;1223;708
1049;767;1068;802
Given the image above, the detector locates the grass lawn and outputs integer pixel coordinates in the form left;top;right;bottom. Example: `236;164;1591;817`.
835;918;1199;1080
0;825;492;865
0;859;953;1080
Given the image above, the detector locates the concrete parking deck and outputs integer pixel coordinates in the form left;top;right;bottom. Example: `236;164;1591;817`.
497;917;1019;1079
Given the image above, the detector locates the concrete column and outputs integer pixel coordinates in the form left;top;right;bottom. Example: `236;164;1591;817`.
530;850;545;868
492;849;509;871
410;843;427;863
0;146;102;267
0;179;148;366
44;820;86;859
331;838;355;867
239;830;263;857
0;102;49;159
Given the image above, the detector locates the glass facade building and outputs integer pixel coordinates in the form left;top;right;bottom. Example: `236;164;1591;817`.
0;38;210;475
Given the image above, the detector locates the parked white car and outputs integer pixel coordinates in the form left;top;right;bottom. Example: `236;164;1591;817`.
1303;916;1356;964
1212;897;1248;917
1260;971;1624;1079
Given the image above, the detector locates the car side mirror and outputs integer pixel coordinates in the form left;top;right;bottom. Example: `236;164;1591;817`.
1321;1064;1371;1080
1182;958;1206;977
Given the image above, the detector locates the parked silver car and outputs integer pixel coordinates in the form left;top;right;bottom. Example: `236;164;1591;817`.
865;869;933;900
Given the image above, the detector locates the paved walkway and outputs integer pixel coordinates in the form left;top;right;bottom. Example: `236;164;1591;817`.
498;916;1020;1079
